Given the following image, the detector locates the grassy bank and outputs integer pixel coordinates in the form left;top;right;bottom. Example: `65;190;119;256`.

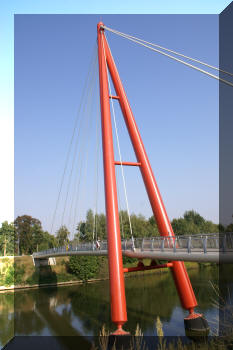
0;255;211;289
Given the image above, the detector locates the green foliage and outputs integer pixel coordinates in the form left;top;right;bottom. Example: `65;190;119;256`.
31;224;44;252
0;221;15;256
13;215;58;255
74;208;219;242
171;210;219;235
148;216;160;236
56;225;70;246
78;210;107;242
38;231;57;250
14;215;42;255
79;210;95;242
95;213;106;240
56;273;78;282
77;210;160;243
184;210;205;226
4;265;14;286
14;264;25;285
68;255;100;281
172;217;198;235
122;256;137;265
0;263;25;286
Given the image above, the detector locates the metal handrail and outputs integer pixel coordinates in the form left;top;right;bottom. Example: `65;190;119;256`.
33;233;233;258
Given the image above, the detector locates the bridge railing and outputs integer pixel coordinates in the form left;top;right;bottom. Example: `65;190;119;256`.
133;233;233;253
33;233;233;258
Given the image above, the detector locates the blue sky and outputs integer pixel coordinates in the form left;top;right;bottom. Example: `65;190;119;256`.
0;1;231;232
14;14;220;234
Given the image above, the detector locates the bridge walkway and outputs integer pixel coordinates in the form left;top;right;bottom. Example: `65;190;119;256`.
33;233;233;263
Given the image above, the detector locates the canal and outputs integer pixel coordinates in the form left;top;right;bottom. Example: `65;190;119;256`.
1;265;232;349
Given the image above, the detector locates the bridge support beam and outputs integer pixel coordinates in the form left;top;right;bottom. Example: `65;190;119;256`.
97;22;128;335
99;22;209;335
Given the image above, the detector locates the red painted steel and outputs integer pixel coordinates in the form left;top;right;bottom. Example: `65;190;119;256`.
114;161;141;166
97;22;127;333
100;24;198;313
123;262;173;273
109;95;120;99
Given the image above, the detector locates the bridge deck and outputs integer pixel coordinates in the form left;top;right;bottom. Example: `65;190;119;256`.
33;233;233;263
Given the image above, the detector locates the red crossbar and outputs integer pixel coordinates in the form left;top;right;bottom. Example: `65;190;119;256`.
123;262;173;273
114;161;141;166
109;95;120;100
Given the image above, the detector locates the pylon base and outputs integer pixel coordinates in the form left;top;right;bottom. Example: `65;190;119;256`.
111;327;130;336
108;332;131;350
184;313;209;339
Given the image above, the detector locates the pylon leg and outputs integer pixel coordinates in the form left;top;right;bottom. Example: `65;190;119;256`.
171;261;197;311
97;22;128;334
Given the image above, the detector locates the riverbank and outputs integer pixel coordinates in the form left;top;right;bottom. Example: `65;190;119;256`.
0;255;213;291
0;265;223;350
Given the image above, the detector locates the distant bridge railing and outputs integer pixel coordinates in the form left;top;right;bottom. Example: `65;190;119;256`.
33;232;233;260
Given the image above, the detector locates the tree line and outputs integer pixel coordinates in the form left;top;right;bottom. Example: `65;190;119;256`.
0;210;231;256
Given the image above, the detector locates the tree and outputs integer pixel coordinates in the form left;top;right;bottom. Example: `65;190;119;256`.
33;230;57;251
201;220;219;234
42;231;57;249
171;217;199;235
78;210;94;242
85;210;94;241
77;221;86;239
119;210;131;238
68;256;100;281
131;213;149;238
14;215;42;255
0;222;14;256
56;225;70;246
95;213;106;240
31;224;44;252
171;210;218;235
146;215;160;236
183;210;205;227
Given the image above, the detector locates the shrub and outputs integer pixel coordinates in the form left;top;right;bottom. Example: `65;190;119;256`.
68;256;100;282
4;265;14;286
14;264;25;285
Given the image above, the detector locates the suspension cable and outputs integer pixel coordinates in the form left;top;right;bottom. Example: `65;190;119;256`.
116;168;125;239
61;48;98;231
67;47;98;233
102;33;134;244
92;96;101;242
104;25;233;78
71;62;98;236
50;44;97;235
103;25;233;88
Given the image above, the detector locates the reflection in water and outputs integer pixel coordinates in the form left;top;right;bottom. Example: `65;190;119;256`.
1;265;229;348
0;292;14;347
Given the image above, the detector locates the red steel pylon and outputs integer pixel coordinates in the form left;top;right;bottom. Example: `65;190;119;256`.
97;22;207;335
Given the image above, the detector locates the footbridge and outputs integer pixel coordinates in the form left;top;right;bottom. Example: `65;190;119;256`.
33;233;233;264
40;21;233;334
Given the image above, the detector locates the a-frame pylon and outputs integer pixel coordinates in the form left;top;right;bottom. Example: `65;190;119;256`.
97;22;209;335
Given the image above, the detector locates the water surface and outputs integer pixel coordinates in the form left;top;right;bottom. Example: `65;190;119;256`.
1;265;229;348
